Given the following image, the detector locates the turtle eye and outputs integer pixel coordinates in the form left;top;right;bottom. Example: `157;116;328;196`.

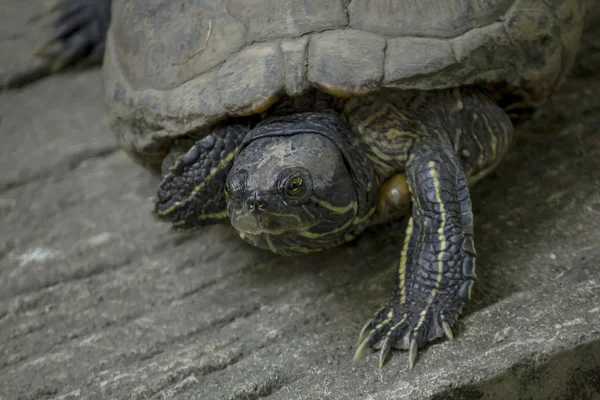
286;176;305;197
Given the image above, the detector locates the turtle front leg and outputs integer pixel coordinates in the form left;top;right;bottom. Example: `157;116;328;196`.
153;125;248;230
355;142;475;369
354;89;514;369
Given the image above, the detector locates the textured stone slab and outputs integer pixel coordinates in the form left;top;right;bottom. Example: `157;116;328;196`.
1;2;600;400
0;72;118;191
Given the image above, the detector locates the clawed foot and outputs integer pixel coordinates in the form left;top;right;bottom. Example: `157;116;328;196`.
354;295;464;369
2;0;110;89
33;0;110;72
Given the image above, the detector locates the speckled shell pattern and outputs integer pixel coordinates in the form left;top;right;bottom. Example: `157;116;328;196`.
103;0;593;174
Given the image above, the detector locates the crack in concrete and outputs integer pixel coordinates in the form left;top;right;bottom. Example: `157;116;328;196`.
0;145;120;192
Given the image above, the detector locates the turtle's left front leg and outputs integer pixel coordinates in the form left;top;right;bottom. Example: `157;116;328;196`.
3;0;111;89
354;89;514;369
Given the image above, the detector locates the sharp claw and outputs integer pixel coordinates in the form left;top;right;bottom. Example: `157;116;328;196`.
442;321;454;340
408;338;418;370
377;337;392;368
354;334;373;361
357;319;373;345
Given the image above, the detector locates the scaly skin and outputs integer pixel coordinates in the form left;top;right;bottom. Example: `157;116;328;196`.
347;89;514;368
153;88;514;369
153;125;248;229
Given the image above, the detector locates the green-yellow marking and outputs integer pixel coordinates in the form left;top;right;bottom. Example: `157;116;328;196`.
413;161;447;333
360;106;390;127
375;310;395;330
172;209;229;226
287;246;318;254
430;162;447;290
298;205;375;240
169;160;182;172
385;314;408;337
367;154;394;172
199;210;228;221
454;128;463;154
302;206;315;219
385;128;419;141
310;196;357;215
297;218;354;239
262;211;303;224
344;233;356;242
369;148;398;162
470;114;485;168
398;217;414;304
353;206;377;226
157;149;237;216
265;235;277;253
467;280;474;300
413;292;437;332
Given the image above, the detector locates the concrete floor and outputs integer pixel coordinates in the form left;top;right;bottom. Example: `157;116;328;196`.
1;2;599;399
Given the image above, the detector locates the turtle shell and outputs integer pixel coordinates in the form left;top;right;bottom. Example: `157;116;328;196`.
103;0;593;175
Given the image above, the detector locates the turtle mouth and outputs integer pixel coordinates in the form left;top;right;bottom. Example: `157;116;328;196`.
232;211;308;236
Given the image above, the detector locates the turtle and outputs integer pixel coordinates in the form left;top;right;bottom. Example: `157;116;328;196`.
28;0;593;369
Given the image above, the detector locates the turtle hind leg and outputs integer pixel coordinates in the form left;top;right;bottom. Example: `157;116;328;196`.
2;0;111;90
35;0;112;71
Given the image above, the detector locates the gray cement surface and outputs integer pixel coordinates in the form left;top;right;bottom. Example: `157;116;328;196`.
1;2;599;399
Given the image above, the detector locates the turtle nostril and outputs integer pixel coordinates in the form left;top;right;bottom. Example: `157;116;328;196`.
246;192;266;211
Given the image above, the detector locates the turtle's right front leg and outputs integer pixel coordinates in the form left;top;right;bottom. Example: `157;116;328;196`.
153;125;248;230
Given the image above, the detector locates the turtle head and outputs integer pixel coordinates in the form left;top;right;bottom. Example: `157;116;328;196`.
226;113;377;255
